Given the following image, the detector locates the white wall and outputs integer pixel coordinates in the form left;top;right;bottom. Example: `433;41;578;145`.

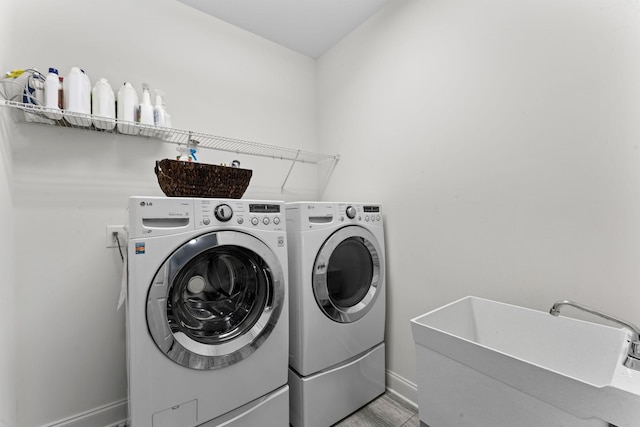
4;0;318;426
0;1;17;425
0;119;16;427
318;0;640;395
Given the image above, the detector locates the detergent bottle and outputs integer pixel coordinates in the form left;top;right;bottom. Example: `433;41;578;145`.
91;78;116;130
63;67;91;127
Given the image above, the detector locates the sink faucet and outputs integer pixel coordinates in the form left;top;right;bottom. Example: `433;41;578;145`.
550;300;640;371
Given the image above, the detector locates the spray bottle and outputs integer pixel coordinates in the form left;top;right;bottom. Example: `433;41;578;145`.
138;83;154;136
176;137;198;162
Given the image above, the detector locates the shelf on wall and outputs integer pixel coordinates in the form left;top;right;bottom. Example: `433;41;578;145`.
0;98;339;191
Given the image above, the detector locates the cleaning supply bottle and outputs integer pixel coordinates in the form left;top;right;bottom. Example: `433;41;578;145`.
92;78;116;130
153;90;166;127
116;82;139;135
63;67;91;127
153;90;169;138
176;146;197;162
44;67;63;120
138;83;154;136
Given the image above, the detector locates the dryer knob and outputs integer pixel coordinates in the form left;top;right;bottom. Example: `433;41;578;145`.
346;206;357;219
214;204;233;222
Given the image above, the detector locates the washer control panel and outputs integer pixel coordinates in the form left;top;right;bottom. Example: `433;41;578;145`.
196;199;284;231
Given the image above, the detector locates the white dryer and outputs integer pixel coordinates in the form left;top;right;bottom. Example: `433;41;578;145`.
127;196;289;427
285;202;386;427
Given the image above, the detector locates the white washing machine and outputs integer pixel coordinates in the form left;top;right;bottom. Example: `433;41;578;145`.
285;202;386;427
127;196;289;427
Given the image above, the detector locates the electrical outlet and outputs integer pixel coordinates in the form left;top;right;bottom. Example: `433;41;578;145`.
106;225;126;248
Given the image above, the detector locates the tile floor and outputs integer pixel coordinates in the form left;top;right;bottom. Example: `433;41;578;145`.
333;392;420;427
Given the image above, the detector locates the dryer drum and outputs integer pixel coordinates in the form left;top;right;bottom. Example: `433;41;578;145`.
326;237;373;307
313;225;383;324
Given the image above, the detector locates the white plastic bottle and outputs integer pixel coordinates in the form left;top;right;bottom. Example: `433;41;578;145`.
117;82;139;135
92;78;116;130
153;89;171;138
138;83;154;136
153;89;168;138
80;69;91;117
63;67;91;127
153;90;166;127
44;68;63;120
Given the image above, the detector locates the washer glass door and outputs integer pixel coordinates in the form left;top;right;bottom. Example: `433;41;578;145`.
313;226;383;323
147;231;284;370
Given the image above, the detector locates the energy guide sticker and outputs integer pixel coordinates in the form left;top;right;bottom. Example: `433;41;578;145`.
135;243;145;254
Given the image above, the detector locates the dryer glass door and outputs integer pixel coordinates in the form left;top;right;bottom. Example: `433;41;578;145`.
313;225;383;323
147;231;285;370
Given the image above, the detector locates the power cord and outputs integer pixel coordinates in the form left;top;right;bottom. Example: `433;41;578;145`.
113;231;124;262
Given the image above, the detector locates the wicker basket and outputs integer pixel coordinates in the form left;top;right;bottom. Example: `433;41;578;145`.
155;159;252;198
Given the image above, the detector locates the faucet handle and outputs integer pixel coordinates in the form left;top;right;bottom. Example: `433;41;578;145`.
624;355;640;370
630;340;640;358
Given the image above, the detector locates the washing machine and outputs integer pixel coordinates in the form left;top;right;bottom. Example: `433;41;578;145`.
285;202;386;427
126;196;289;427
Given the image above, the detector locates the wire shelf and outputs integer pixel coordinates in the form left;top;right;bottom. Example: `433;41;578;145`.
0;98;339;165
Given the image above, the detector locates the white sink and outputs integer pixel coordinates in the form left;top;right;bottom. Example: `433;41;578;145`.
411;296;640;427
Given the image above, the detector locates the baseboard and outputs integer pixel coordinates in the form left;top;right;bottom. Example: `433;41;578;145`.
42;399;127;427
385;369;418;409
39;372;414;427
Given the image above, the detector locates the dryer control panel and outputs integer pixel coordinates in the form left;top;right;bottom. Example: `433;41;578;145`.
195;199;285;231
285;202;383;231
337;203;382;224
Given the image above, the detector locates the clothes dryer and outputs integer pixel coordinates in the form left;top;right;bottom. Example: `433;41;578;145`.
285;202;386;427
127;197;289;427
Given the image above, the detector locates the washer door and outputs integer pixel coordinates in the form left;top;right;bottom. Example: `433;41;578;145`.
147;231;284;370
313;226;383;323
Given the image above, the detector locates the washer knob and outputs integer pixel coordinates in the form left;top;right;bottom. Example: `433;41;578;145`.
214;204;233;222
346;206;356;219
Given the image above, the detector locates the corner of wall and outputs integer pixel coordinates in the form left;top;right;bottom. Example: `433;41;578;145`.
0;110;16;427
386;369;418;409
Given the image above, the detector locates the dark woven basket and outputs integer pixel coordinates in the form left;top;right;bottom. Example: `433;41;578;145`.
155;159;252;198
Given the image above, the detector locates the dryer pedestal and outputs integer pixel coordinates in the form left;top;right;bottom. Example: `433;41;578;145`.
200;385;289;427
288;343;385;427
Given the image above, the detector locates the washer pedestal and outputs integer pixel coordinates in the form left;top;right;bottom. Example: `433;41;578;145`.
288;343;385;427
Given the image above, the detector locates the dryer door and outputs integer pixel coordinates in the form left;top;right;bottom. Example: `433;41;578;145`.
313;225;384;323
146;231;284;370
